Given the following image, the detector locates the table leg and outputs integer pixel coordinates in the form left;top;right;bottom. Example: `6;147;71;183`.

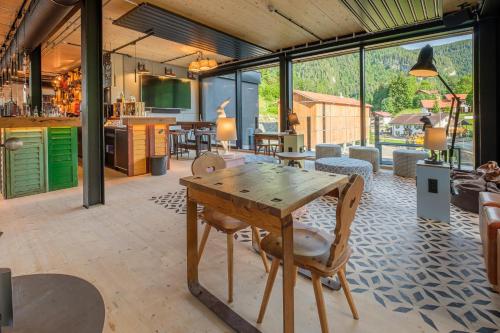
186;195;199;292
195;135;201;157
186;194;262;333
281;214;294;333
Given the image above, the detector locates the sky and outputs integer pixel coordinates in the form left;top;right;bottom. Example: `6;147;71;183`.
402;34;472;50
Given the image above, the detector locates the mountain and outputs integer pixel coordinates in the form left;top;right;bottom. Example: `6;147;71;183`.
258;38;473;115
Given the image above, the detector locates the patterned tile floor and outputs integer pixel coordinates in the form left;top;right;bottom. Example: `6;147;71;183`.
152;169;500;333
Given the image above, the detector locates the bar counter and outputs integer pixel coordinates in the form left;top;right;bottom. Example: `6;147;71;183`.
0;117;80;199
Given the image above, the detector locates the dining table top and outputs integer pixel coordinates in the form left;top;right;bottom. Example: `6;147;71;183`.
180;162;348;218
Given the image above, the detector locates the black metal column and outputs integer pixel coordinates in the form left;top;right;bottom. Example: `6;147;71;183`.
279;54;292;132
474;16;500;165
81;0;105;207
29;46;42;116
360;46;366;146
235;70;243;148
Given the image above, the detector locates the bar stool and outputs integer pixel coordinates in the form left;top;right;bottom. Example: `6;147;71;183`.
192;152;270;303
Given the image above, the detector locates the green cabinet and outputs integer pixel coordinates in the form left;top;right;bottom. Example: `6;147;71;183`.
47;127;78;191
3;128;46;198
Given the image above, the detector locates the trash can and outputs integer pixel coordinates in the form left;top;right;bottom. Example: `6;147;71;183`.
248;127;255;150
150;155;167;176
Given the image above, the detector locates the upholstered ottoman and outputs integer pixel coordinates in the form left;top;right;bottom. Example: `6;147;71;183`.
393;149;427;178
315;157;373;192
349;146;380;172
315;144;342;159
244;154;278;164
481;206;500;291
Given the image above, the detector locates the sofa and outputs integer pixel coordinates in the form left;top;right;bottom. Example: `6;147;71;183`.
479;192;500;291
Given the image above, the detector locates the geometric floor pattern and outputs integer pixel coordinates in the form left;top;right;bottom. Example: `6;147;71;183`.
151;169;500;333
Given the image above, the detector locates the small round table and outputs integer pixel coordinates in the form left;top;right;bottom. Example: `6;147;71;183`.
276;151;316;168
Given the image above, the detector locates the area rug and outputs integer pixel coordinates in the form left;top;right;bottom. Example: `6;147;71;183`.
150;170;500;332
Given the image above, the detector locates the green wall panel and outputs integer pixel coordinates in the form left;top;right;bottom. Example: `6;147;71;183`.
4;128;46;199
47;127;78;191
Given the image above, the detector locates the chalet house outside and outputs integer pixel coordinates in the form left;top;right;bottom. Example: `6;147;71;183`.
390;113;449;136
292;90;371;149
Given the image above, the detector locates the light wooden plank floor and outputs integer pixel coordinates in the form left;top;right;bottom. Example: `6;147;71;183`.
0;159;455;332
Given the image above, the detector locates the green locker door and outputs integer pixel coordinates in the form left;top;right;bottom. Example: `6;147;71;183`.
47;127;78;191
4;128;46;199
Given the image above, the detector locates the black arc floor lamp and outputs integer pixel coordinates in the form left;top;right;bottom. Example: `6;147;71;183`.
409;44;462;169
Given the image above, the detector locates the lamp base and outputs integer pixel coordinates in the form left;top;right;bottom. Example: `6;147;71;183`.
424;158;443;165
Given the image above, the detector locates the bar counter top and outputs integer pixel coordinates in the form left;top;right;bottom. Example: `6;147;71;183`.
120;116;177;126
0;117;81;128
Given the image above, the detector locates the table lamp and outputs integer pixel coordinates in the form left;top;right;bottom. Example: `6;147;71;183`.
216;117;237;157
288;112;300;134
424;127;447;165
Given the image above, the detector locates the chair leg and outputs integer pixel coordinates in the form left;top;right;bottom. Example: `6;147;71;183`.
251;226;270;273
227;233;234;303
257;258;280;324
311;272;329;333
338;268;359;320
198;224;211;265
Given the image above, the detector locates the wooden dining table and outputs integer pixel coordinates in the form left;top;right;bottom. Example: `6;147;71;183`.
180;162;348;332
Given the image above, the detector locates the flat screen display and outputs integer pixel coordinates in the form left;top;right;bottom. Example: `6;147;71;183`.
141;75;191;109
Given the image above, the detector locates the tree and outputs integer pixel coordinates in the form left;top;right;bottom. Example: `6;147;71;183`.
381;97;395;114
388;74;414;114
371;85;389;111
432;97;441;114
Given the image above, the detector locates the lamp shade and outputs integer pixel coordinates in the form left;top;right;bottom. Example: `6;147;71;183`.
188;61;200;72
288;112;300;126
409;44;438;77
216;117;237;141
424;127;447;150
199;59;210;71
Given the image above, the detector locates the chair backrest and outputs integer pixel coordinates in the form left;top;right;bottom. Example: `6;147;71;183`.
327;174;364;267
191;152;226;176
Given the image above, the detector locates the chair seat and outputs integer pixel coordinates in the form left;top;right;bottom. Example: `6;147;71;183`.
203;208;248;233
260;224;351;277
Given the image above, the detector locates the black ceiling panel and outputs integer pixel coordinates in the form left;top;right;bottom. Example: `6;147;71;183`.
340;0;443;33
113;3;271;60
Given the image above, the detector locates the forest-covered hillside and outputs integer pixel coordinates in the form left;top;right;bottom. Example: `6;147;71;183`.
259;38;473;115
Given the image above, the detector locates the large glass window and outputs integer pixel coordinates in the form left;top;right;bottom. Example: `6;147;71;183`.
292;52;365;152
201;73;236;122
366;34;474;168
241;65;280;149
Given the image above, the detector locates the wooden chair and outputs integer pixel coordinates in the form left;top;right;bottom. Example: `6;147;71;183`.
256;174;364;332
191;152;270;303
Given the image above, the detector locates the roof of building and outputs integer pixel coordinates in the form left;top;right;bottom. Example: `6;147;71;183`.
421;99;453;109
373;111;392;117
294;90;372;108
417;89;440;96
444;93;468;101
390;113;448;126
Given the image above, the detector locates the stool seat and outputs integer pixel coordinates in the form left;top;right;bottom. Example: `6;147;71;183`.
349;146;380;172
393;149;427;178
315;144;342;159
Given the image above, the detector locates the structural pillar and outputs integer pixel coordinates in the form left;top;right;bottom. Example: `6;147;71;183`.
279;54;292;132
81;0;105;207
29;46;42;116
360;46;366;146
235;70;243;148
